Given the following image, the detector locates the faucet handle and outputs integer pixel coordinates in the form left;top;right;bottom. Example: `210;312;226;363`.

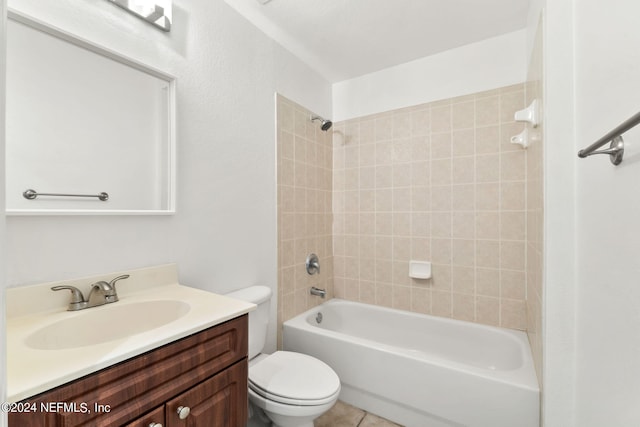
51;285;86;311
108;274;130;293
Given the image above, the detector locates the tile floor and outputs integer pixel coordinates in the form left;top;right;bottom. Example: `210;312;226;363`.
315;401;403;427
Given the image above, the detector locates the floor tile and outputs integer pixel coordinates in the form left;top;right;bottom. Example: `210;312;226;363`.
315;400;366;427
359;412;403;427
315;400;403;427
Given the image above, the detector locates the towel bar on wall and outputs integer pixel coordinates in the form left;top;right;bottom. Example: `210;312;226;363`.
578;111;640;165
23;189;109;201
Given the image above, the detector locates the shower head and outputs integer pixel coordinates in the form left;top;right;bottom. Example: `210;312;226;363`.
310;115;333;131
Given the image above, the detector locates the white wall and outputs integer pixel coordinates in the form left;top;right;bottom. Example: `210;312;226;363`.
332;29;526;121
3;0;331;364
539;0;640;425
573;0;640;425
1;0;7;424
537;0;579;425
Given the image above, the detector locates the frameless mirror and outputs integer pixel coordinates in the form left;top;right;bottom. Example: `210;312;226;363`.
5;10;176;215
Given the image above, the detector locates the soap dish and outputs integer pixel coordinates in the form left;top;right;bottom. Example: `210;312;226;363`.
409;261;431;279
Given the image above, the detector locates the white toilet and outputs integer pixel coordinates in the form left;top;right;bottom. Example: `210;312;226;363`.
226;286;340;427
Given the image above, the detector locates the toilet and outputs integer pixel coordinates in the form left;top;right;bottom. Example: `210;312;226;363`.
226;286;340;427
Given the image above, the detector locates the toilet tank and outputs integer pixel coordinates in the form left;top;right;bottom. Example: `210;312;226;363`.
225;286;272;359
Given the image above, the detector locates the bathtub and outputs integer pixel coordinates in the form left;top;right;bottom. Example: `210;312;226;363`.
283;299;539;427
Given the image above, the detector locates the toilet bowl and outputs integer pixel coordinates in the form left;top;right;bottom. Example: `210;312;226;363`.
225;286;340;427
248;352;340;427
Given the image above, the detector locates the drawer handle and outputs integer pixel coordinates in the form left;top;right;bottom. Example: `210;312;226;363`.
177;406;191;420
148;423;163;427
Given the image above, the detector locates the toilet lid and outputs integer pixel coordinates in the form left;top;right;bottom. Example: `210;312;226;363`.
249;351;340;405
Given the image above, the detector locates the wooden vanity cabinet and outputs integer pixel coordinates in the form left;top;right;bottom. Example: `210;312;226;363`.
9;315;248;427
124;406;165;427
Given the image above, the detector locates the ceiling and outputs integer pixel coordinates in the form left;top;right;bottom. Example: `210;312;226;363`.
224;0;530;82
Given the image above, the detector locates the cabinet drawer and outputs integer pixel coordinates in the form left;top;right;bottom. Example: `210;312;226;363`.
123;406;165;427
9;315;247;427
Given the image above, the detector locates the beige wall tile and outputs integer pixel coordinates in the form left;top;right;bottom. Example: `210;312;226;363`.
431;132;452;159
476;268;500;297
476;183;499;210
431;158;452;185
280;83;531;348
476;154;500;182
431;186;452;211
452;156;475;184
432;290;452;317
431;105;452;132
452;212;475;239
476;126;500;154
375;115;393;141
452;101;475;130
476;211;500;239
453;293;476;321
501;181;525;210
411;136;430;161
411;109;431;136
501;151;526;181
452;184;475;211
431;212;452;238
411;287;431;314
501;211;526;240
476;240;500;269
452;239;475;267
452;266;475;294
475;96;500;127
476;296;500;326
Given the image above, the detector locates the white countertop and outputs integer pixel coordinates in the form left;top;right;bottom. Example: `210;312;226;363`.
6;264;255;402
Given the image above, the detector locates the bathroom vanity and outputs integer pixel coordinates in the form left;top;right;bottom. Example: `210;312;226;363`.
9;316;248;426
6;264;254;427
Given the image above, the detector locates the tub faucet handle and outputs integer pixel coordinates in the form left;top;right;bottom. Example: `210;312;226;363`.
306;253;320;275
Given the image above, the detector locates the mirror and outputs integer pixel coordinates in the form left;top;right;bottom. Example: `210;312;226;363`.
5;10;176;215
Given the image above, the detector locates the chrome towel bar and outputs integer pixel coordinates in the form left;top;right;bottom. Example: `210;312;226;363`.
23;189;109;201
578;111;640;165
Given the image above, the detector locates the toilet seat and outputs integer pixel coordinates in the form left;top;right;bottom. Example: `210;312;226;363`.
249;351;341;406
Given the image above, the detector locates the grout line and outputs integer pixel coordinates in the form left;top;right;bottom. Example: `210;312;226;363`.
355;411;367;427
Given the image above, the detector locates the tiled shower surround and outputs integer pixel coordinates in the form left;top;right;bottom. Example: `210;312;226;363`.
276;95;334;348
277;83;530;341
332;84;528;330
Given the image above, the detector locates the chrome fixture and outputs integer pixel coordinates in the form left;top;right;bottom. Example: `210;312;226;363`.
23;189;109;201
51;275;130;311
176;406;191;420
577;111;640;165
107;0;172;32
315;312;323;324
310;287;326;298
310;115;333;131
306;253;320;275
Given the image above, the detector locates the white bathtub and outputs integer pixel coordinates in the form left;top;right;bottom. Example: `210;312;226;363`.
283;299;539;427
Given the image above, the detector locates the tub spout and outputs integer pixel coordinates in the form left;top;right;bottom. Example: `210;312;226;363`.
310;287;326;298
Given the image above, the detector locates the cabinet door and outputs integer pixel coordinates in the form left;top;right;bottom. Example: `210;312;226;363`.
124;406;165;427
165;360;247;427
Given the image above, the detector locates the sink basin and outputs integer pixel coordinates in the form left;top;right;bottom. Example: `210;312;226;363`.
26;300;191;350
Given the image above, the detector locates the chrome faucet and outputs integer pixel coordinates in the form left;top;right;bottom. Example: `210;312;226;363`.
87;281;117;306
310;287;326;298
52;274;130;311
306;253;320;275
